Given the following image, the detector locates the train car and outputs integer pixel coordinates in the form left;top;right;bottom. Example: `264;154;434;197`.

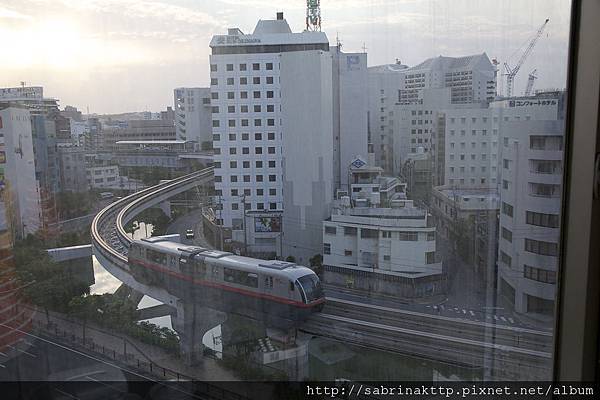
128;237;325;328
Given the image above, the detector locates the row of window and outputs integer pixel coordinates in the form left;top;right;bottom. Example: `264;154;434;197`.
449;129;497;136
210;62;274;72
449;141;496;148
212;118;276;128
210;90;275;100
215;188;277;197
526;211;560;228
227;202;278;211
523;265;557;284
448;177;494;185
448;116;530;124
214;146;277;155
214;160;277;169
215;174;278;183
211;76;275;86
449;166;496;173
212;104;276;113
524;238;559;256
448;153;496;161
213;132;276;141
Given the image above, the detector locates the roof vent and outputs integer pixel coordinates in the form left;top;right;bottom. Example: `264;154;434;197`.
276;12;284;20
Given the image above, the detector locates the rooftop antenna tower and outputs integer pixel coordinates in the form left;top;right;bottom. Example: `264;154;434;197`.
306;0;321;31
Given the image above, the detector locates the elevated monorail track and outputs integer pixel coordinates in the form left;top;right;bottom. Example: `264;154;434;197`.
92;168;214;262
90;166;551;379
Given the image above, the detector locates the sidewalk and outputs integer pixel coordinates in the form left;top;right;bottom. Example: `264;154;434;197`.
25;304;239;382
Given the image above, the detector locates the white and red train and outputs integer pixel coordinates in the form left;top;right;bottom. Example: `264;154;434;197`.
128;237;325;328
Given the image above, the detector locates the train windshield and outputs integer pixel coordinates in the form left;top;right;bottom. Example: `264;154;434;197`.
297;274;323;303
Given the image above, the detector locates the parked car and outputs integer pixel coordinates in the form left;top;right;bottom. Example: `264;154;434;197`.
185;229;195;239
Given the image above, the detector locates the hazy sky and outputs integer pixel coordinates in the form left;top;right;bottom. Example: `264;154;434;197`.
0;0;572;114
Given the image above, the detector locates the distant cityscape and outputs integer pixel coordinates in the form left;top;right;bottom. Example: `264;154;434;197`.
0;9;563;338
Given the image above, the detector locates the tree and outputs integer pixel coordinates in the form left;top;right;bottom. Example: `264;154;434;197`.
309;254;323;275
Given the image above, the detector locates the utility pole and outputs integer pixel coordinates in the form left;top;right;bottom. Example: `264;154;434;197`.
240;195;247;255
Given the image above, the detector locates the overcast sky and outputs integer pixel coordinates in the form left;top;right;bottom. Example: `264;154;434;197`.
0;0;571;114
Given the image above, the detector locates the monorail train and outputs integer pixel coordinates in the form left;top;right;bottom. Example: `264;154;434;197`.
128;237;325;328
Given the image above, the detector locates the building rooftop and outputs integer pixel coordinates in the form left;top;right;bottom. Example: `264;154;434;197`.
210;13;328;48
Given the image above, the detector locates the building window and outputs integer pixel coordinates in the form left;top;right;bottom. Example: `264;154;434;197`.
226;77;234;85
526;211;560;228
255;147;262;154
525;238;559;256
268;132;275;140
253;63;260;70
500;251;512;267
211;92;219;100
254;105;261;113
256;161;263;168
524;265;557;284
266;76;274;84
266;62;273;70
426;252;436;264
227;92;234;99
382;231;392;238
427;232;435;241
230;161;237;168
243;161;250;168
211;78;218;85
325;226;336;235
239;63;247;71
241;91;248;99
344;227;357;236
529;183;560;197
228;105;235;113
253;77;260;84
502;202;514;217
243;175;250;182
254;119;262;127
256;175;263;182
212;120;220;128
210;64;217;72
240;77;247;85
323;243;331;255
269;188;276;196
501;227;513;242
241;105;248;113
344;250;353;256
267;105;275;112
229;133;236;141
267;91;274;98
361;229;378;239
268;175;276;182
398;232;418;241
267;119;275;126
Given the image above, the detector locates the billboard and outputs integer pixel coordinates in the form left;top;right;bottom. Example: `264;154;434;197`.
254;216;281;233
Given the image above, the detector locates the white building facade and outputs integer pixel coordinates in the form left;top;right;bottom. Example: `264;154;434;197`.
86;165;120;189
0;105;42;237
209;13;334;262
174;87;212;146
322;199;443;297
496;93;565;316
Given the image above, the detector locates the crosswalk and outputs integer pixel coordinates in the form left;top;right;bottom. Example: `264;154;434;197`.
425;304;519;326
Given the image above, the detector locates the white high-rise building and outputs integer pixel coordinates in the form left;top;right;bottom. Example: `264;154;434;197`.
0;104;42;237
331;46;369;192
368;53;497;173
209;13;334;262
443;93;562;190
174;87;212;146
496;92;565;316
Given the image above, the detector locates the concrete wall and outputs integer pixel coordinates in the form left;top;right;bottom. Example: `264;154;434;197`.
281;50;334;264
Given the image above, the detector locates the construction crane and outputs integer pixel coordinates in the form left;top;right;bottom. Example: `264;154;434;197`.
503;18;549;97
306;0;321;31
524;69;538;96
